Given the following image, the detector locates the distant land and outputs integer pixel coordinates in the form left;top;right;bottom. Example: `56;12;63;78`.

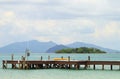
46;45;69;53
55;47;106;53
0;40;119;53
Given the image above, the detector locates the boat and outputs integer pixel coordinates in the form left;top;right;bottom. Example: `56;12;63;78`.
53;58;68;61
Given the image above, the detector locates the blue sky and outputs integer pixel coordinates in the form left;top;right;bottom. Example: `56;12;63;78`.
0;0;120;50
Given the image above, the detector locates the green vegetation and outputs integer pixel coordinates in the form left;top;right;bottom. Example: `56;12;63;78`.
55;47;106;53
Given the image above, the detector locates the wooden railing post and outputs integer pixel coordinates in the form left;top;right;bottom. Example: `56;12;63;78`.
68;56;70;61
88;56;90;61
11;54;14;61
48;56;50;60
41;56;43;61
61;56;63;59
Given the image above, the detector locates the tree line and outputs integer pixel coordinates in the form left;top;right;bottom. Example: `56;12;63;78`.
55;47;106;53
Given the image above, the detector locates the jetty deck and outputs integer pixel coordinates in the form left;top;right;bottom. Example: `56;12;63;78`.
2;60;120;70
2;54;120;70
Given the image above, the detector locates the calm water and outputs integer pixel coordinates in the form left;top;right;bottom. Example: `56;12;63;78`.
0;53;120;79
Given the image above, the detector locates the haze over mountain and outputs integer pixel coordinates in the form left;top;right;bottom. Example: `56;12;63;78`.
46;45;69;53
66;42;120;53
0;40;119;53
0;40;56;53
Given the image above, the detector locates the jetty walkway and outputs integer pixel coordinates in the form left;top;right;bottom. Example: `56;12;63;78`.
2;55;120;70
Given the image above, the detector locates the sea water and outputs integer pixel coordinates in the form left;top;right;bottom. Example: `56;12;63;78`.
0;53;120;79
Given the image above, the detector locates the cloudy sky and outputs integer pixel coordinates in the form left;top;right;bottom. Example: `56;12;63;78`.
0;0;120;50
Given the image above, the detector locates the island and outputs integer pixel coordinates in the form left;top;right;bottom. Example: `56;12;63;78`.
55;47;107;53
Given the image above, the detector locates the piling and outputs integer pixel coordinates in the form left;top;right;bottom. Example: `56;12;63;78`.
18;60;20;69
3;60;7;69
22;57;26;69
87;56;90;68
111;65;113;70
2;61;4;69
5;60;7;69
93;64;96;70
102;64;104;70
119;65;120;70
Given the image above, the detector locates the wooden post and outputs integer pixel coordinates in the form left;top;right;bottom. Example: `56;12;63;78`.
5;60;7;69
88;56;90;61
11;54;14;61
68;64;70;69
87;56;90;68
84;64;88;69
68;56;70;61
61;56;63;59
21;56;24;69
45;64;48;69
93;64;95;70
11;54;14;68
102;65;104;70
79;65;81;69
32;64;34;69
18;60;20;69
23;57;26;69
119;65;120;70
48;56;50;60
2;61;5;69
75;64;79;70
40;56;43;61
70;64;72;69
111;65;113;70
77;64;80;70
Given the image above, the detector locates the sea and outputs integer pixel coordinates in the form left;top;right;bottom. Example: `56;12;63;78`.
0;53;120;79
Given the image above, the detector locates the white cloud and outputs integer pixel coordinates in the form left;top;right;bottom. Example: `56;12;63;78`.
0;0;47;3
0;0;120;50
94;21;120;39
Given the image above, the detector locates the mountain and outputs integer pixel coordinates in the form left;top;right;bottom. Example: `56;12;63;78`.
46;42;120;53
0;40;56;53
46;44;69;53
67;42;120;53
0;40;119;53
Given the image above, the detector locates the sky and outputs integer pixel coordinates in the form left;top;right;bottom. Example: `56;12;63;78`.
0;0;120;50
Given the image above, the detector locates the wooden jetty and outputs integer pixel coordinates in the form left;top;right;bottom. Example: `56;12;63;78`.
2;55;120;70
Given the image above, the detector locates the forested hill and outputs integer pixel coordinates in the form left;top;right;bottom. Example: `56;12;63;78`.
55;47;107;53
